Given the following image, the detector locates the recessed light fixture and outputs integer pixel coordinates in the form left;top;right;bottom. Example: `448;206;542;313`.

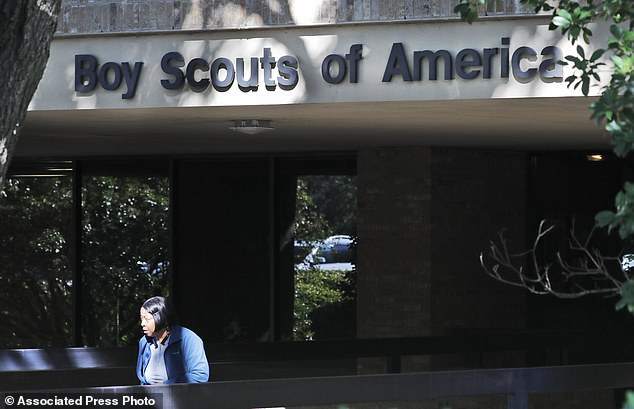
230;119;274;135
586;154;604;162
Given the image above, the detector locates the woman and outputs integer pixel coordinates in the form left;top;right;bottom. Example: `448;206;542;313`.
136;296;209;384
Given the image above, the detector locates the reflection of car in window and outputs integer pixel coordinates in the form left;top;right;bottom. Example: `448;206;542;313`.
295;235;354;271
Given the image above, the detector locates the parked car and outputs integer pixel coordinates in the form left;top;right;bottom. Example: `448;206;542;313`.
295;235;354;271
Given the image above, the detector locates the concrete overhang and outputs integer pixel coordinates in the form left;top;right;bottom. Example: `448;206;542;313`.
18;97;608;157
19;17;612;157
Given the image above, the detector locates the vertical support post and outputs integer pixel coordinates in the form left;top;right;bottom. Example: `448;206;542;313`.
167;159;176;302
72;161;82;347
268;157;277;342
387;354;401;373
507;391;528;409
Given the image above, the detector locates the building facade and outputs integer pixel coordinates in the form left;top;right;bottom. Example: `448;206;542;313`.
3;1;632;407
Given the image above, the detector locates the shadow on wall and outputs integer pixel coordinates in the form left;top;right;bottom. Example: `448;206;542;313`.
56;0;530;35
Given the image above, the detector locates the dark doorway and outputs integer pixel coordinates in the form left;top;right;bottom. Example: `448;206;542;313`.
172;158;272;343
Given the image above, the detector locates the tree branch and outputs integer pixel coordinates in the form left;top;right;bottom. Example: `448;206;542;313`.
481;220;628;299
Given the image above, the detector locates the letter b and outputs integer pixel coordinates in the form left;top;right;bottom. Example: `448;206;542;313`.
75;54;98;92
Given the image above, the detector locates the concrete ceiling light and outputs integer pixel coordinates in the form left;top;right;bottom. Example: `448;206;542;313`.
230;119;274;135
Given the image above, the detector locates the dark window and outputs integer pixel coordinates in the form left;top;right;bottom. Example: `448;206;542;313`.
292;173;357;341
527;151;634;364
0;155;356;348
0;164;74;348
80;161;170;347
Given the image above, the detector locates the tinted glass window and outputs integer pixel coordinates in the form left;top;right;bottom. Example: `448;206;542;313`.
81;175;170;347
293;175;357;341
0;176;73;348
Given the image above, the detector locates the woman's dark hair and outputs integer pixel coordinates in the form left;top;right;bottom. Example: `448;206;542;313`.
142;296;178;332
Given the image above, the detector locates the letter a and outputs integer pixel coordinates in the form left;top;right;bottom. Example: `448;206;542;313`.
382;43;412;82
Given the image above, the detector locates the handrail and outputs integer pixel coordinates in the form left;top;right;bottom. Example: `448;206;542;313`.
205;330;602;362
2;330;633;393
0;347;135;371
1;330;626;371
14;362;634;409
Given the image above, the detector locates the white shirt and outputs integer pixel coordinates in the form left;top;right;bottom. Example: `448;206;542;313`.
144;339;168;384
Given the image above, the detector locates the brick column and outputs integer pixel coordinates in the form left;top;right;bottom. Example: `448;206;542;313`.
356;147;433;372
356;147;528;372
429;148;528;369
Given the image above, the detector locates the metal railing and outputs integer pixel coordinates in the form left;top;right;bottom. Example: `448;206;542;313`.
12;362;634;409
2;330;634;393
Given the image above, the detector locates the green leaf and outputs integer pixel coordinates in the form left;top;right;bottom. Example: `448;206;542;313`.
617;281;634;312
590;49;605;62
582;79;590;95
622;390;634;409
595;210;615;227
552;15;571;28
556;8;572;21
606;121;623;133
614;139;629;157
578;10;592;21
454;1;483;24
566;76;576;86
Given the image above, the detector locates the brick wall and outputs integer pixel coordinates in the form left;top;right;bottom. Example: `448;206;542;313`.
356;147;432;373
356;147;529;372
430;148;527;337
356;147;433;340
344;146;617;407
429;147;528;369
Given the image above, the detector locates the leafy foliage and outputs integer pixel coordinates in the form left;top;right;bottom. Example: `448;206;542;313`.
596;181;634;239
294;178;332;243
81;176;169;347
294;266;355;341
293;176;357;341
0;178;73;347
0;175;170;348
455;0;634;159
616;279;634;313
456;0;634;291
457;3;634;404
623;390;634;409
297;175;357;237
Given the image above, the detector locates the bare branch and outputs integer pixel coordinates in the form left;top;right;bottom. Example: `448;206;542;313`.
480;220;628;299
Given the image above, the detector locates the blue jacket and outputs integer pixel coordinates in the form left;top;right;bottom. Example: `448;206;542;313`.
136;325;209;384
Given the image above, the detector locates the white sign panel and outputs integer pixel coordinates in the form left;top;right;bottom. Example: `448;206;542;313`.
29;17;611;111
